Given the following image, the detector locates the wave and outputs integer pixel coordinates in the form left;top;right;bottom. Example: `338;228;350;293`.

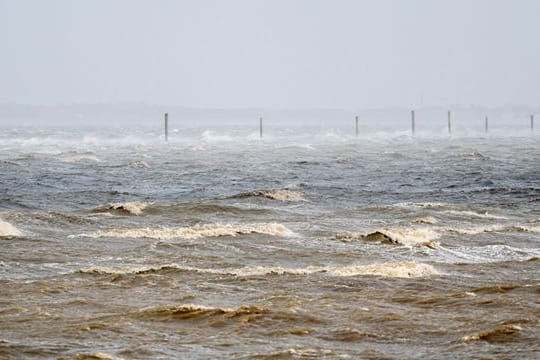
230;189;305;202
460;324;522;343
334;228;439;246
442;224;540;235
129;160;150;168
77;264;213;275
70;352;123;360
0;219;22;237
442;210;507;219
388;203;507;219
158;203;274;216
73;223;294;239
92;201;150;216
235;261;439;278
412;216;438;224
78;261;437;279
334;224;539;247
135;303;267;320
389;202;449;209
455;151;490;160
327;261;437;278
435;244;540;264
93;201;273;217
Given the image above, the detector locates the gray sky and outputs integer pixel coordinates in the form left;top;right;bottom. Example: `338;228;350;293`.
1;0;539;109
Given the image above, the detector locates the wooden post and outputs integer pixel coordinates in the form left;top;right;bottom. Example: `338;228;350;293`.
531;114;535;132
355;115;359;137
411;110;415;136
447;110;452;135
259;117;263;138
485;116;488;134
164;113;168;141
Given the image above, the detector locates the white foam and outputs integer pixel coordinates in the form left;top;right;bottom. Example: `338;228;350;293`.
235;262;438;278
412;216;438;224
382;228;439;246
71;352;123;360
441;224;540;235
74;223;294;240
443;210;507;219
436;244;540;264
237;189;306;202
327;261;438;278
105;201;149;215
78;264;221;275
0;219;22;237
390;202;448;209
335;227;439;246
256;190;305;202
130;160;150;168
461;324;522;342
78;261;437;278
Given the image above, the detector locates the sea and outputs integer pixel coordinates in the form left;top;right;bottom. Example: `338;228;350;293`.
0;123;539;359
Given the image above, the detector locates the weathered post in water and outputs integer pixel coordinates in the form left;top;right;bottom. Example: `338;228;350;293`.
259;117;263;138
485;116;489;134
411;110;415;136
355;115;359;137
164;113;168;141
531;114;535;133
447;110;452;136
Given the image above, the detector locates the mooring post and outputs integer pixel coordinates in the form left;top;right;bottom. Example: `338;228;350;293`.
485;116;488;134
447;110;452;135
259;117;263;138
164;113;168;141
531;114;535;133
411;110;415;136
355;115;359;137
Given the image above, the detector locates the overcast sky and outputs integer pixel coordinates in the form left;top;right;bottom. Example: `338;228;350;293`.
1;0;539;109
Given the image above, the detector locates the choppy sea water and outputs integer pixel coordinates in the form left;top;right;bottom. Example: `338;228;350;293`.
0;126;539;359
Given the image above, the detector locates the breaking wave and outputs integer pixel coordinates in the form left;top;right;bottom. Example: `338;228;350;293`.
334;224;539;246
77;264;216;275
390;202;449;209
327;261;437;278
442;224;540;235
435;244;540;264
461;324;522;343
70;352;124;360
334;228;439;246
92;201;150;216
0;219;22;237
73;223;294;239
129;160;150;168
412;216;438;224
78;261;437;279
230;189;305;202
442;210;507;219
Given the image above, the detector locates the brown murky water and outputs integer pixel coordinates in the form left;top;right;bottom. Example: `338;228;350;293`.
1;129;539;359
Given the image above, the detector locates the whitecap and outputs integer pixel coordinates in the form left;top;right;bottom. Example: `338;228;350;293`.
0;219;22;237
73;223;295;240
